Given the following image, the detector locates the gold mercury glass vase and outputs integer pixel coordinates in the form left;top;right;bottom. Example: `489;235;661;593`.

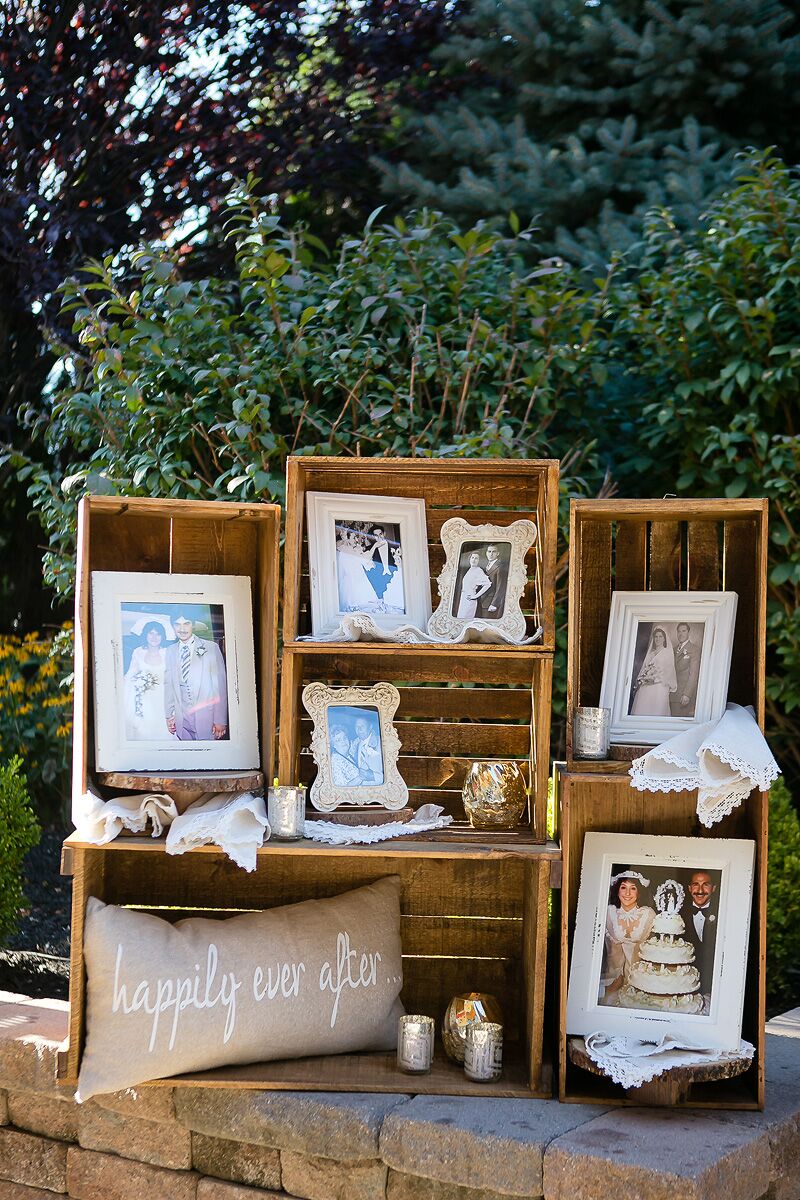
461;761;527;829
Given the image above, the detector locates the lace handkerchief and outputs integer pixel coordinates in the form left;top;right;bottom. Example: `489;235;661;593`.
166;791;269;872
629;703;780;826
74;789;178;845
298;612;542;646
583;1031;755;1089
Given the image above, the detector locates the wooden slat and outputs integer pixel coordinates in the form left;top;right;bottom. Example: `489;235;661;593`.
425;509;540;538
288;648;537;687
298;754;530;791
170;516;259;577
574;519;612;708
648;520;682;589
403;955;521;1039
723;519;759;710
298;719;530;758
89;511;171;574
613;521;647;590
522;859;550;1090
686;521;721;590
60;847;105;1084
395;687;531;721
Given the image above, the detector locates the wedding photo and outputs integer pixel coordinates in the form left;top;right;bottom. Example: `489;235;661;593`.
449;541;511;621
597;862;722;1017
119;600;230;744
627;620;707;719
334;519;406;616
326;704;385;787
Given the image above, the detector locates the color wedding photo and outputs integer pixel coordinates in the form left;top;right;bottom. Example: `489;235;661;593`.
326;704;385;787
450;541;511;621
120;601;229;743
627;620;707;719
598;863;722;1016
334;519;406;616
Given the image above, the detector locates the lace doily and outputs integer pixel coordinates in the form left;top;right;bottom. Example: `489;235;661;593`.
582;1032;755;1089
166;791;269;872
630;704;780;826
299;612;543;646
305;803;452;845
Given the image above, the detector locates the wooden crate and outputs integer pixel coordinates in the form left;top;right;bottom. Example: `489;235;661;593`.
280;457;559;840
72;495;281;806
566;498;769;766
58;833;558;1097
556;767;766;1109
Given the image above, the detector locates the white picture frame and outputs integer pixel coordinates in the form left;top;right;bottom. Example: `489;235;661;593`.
306;492;431;637
302;681;408;812
599;591;738;745
566;832;755;1051
91;571;259;772
427;517;538;643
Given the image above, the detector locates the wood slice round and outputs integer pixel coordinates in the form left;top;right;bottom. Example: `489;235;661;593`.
568;1037;751;1105
305;806;415;827
96;769;265;814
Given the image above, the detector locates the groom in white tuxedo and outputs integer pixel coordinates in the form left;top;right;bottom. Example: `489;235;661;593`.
164;615;228;741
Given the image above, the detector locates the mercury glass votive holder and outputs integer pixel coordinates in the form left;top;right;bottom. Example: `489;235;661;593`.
573;707;611;760
267;785;306;841
397;1014;435;1074
464;1021;503;1083
461;761;527;829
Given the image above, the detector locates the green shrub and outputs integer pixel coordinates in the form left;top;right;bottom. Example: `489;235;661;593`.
767;777;800;1010
0;758;41;942
0;629;73;821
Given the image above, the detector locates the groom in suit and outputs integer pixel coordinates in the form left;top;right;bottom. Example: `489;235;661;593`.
478;544;507;619
164;614;228;741
683;870;719;995
670;621;701;718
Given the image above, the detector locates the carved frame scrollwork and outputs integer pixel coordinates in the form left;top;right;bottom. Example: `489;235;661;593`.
301;681;408;812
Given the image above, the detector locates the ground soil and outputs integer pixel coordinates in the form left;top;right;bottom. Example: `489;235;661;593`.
0;827;70;999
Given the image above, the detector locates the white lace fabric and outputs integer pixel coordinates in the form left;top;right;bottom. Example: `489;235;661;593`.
299;612;543;646
73;788;178;845
305;803;453;845
582;1032;755;1089
629;704;780;826
166;791;269;872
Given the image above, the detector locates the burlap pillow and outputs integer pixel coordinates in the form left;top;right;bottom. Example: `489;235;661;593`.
77;875;404;1100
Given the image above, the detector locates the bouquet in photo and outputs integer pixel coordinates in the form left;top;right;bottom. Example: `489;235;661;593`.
133;670;158;719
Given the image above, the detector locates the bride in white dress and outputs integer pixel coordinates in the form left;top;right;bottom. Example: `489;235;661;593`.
456;552;492;619
123;622;175;741
630;626;677;716
600;871;656;1004
336;530;374;612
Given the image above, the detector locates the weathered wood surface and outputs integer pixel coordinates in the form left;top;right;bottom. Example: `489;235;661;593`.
567;1038;752;1106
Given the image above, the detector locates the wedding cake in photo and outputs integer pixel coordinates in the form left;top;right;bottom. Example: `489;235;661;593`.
619;880;704;1014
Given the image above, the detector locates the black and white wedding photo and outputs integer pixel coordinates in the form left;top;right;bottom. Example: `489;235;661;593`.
450;541;511;621
327;704;385;787
627;620;706;719
334;520;405;616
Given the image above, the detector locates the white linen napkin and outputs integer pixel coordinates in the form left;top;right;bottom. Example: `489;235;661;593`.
305;803;453;846
298;612;542;646
73;789;178;845
582;1031;755;1089
165;791;269;872
629;703;780;826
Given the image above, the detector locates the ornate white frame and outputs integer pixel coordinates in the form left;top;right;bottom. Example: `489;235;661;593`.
301;681;408;812
598;591;738;745
306;492;431;637
91;571;259;772
566;832;755;1050
427;518;537;643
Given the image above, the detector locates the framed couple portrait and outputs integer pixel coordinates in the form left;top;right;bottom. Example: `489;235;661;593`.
91;572;259;772
301;681;408;812
306;492;432;637
599;591;738;745
566;832;755;1050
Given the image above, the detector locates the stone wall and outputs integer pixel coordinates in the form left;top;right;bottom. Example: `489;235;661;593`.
0;993;799;1200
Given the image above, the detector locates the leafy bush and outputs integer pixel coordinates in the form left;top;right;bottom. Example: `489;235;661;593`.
611;152;800;778
0;630;73;820
767;778;800;1009
0;758;41;942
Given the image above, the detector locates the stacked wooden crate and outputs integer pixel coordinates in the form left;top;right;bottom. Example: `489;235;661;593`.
558;498;769;1108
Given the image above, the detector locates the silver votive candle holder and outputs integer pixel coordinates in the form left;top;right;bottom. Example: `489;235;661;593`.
573;706;611;760
397;1015;435;1074
267;785;306;841
464;1021;503;1082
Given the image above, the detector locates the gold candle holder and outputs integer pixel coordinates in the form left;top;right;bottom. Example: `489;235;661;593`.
464;1021;503;1082
441;993;503;1063
397;1014;434;1074
461;761;527;829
